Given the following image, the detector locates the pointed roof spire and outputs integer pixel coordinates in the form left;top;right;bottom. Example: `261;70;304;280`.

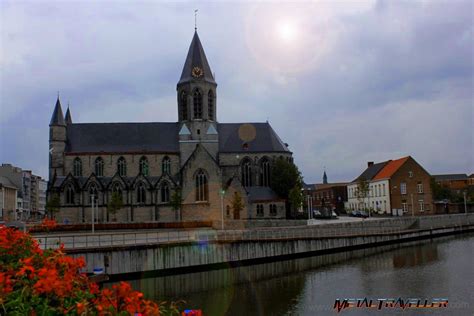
65;104;72;125
50;96;66;126
323;170;328;184
178;31;216;85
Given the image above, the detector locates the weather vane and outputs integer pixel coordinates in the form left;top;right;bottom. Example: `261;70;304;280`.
195;9;198;31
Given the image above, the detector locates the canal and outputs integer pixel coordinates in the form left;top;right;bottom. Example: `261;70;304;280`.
110;233;474;315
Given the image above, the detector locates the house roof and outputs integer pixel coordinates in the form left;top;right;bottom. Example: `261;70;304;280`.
64;122;289;154
373;156;410;180
178;31;216;85
352;161;389;182
433;174;468;181
314;183;348;190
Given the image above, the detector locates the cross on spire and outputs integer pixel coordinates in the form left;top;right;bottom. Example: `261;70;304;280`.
194;9;198;31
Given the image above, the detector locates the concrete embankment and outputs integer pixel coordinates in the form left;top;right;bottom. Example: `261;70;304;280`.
64;214;474;278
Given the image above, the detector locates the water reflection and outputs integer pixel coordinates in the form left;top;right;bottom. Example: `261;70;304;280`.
107;233;474;315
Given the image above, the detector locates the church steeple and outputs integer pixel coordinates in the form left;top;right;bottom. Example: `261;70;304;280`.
177;31;217;122
65;106;72;125
178;31;215;85
50;97;65;126
323;170;328;184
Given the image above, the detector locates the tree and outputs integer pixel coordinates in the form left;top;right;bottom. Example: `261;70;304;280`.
170;189;182;221
270;157;303;218
231;191;244;218
45;193;60;220
356;177;369;212
107;192;123;222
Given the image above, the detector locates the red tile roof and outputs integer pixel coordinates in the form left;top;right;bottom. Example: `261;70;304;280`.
373;156;410;180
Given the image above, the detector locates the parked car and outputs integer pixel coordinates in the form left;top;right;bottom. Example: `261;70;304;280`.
351;210;368;218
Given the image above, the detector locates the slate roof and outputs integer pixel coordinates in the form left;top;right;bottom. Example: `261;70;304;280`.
246;186;283;202
218;123;290;153
433;174;468;181
373;156;410;180
64;122;290;154
352;161;389;183
50;98;65;126
178;31;216;85
66;122;181;153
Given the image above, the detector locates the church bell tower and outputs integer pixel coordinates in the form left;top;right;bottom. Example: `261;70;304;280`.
177;31;218;164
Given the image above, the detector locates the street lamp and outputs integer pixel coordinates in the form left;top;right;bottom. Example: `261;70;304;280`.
464;191;467;214
91;194;95;234
219;189;226;230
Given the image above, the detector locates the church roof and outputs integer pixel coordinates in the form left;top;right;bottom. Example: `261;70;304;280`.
178;31;216;85
50;97;66;126
64;122;290;154
218;123;290;153
66;122;181;153
65;107;72;125
246;186;283;202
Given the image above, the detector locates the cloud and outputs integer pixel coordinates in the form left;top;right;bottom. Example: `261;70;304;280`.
0;0;472;182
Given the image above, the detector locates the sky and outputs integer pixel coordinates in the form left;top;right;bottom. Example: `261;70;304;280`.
0;0;472;183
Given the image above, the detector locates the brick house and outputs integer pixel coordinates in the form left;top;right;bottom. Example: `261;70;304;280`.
312;183;348;214
347;156;434;216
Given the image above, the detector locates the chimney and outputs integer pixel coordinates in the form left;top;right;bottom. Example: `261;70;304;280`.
367;161;374;167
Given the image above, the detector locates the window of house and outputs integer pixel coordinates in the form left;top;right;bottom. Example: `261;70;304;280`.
117;157;127;177
136;183;146;204
270;204;277;216
226;205;230;216
161;182;170;203
208;90;214;120
73;158;82;177
256;204;264;217
419;200;424;212
95;157;104;177
66;185;75;205
139;156;149;176
383;184;386;196
195;170;208;202
409;171;413;178
193;89;202;119
241;158;252;187
402;201;408;213
417;182;423;194
400;182;407;195
180;91;188;120
260;158;271;187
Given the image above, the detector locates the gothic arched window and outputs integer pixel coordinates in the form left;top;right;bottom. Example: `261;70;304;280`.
162;156;171;175
193;89;203;119
241;158;252;187
73;158;82;177
95;157;104;177
180;91;188;120
117;157;127;177
195;169;208;202
89;184;98;205
136;183;146;204
139;156;149;176
161;182;170;203
208;90;214;120
112;182;123;202
65;184;75;205
260;157;271;187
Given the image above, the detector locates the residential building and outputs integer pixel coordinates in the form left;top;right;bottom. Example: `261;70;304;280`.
347;157;433;216
47;31;292;224
433;174;469;195
312;183;348;213
0;176;18;221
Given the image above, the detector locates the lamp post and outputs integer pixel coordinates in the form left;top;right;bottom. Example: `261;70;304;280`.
411;193;414;217
220;189;225;230
91;194;95;234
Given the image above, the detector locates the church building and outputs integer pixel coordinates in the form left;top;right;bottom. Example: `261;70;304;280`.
48;31;293;224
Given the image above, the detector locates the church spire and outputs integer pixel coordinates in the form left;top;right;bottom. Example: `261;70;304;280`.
65;105;72;125
178;31;216;85
323;170;328;184
50;96;66;126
